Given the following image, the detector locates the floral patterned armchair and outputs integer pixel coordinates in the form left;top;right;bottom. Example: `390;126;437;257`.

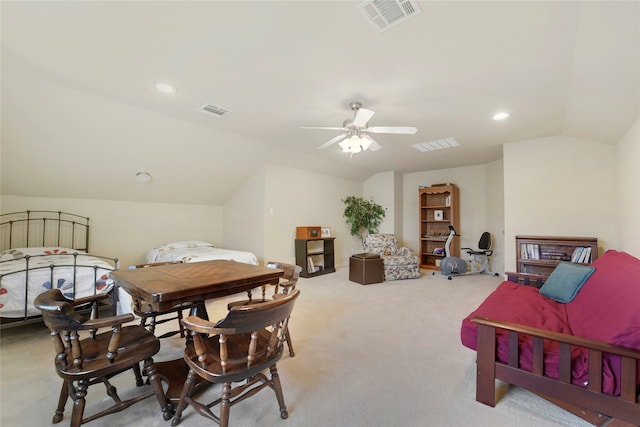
363;233;420;281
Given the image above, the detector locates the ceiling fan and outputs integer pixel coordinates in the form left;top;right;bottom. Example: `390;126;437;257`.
301;102;417;155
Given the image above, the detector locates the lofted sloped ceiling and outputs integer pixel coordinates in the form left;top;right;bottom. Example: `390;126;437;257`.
1;1;638;205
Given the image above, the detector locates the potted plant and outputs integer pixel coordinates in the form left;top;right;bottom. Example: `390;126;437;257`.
342;196;386;247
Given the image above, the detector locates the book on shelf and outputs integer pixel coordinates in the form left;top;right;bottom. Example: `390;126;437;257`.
520;243;543;260
571;247;584;263
578;247;591;263
541;251;569;260
307;256;315;273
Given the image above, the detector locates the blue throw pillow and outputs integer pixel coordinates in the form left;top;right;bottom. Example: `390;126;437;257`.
540;262;596;303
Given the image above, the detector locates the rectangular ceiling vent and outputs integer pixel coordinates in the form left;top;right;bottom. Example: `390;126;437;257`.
200;103;231;118
357;0;422;32
413;137;460;152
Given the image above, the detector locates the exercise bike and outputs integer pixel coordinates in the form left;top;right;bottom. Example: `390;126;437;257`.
433;225;499;280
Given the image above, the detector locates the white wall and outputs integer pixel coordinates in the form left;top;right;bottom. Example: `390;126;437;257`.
364;171;397;236
503;135;617;271
223;165;266;261
222;164;363;268
403;163;505;274
616;116;640;257
0;195;222;268
485;159;505;273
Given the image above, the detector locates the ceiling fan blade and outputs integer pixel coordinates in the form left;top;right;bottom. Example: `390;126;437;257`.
301;126;347;131
318;133;347;149
367;126;417;134
353;108;375;127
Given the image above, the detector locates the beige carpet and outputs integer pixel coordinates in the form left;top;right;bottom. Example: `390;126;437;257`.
0;267;591;427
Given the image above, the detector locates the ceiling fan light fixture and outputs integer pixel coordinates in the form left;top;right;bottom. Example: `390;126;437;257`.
306;101;417;153
360;135;374;151
349;135;363;154
339;135;369;154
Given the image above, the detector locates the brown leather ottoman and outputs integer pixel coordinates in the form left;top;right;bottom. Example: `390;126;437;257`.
349;253;384;285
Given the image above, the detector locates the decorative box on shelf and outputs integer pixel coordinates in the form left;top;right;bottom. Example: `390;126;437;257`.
296;226;321;240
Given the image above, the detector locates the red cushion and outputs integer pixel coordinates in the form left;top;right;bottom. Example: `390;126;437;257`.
460;281;589;385
566;250;640;394
567;250;640;343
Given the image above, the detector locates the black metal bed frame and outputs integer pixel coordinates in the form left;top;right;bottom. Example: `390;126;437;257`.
1;210;119;328
1;210;90;251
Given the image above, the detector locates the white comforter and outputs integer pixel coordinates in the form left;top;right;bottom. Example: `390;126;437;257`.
145;241;258;265
0;247;116;318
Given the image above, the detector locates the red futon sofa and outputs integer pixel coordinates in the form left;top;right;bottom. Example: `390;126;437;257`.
461;250;640;426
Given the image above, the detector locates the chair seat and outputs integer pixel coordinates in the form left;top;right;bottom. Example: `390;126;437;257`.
56;325;160;379
382;255;420;266
467;250;489;255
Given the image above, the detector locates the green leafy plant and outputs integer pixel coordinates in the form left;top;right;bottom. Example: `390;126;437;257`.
342;196;386;246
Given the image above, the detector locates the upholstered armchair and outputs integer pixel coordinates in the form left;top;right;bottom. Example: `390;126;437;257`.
363;233;420;281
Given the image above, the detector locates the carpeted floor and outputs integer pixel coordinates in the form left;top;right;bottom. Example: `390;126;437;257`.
0;267;591;426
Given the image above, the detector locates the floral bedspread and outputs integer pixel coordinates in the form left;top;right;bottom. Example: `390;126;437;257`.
0;247;115;318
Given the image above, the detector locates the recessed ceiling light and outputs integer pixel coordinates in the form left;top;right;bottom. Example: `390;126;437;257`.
135;172;152;183
492;112;509;121
154;82;177;94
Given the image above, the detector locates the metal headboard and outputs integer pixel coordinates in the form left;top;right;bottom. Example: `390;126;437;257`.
0;210;90;251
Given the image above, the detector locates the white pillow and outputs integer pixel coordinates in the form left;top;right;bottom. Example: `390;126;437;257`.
156;241;214;250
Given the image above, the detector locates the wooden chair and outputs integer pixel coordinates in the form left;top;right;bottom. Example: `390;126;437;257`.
131;262;199;339
227;261;302;356
34;289;173;427
171;290;300;427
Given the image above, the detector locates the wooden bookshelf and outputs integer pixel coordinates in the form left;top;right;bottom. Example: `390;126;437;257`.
295;238;335;278
515;235;598;277
419;184;459;269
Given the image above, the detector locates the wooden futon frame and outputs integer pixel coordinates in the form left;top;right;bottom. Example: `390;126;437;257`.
472;273;640;427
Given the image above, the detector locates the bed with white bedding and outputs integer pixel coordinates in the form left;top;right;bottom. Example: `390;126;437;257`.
0;211;119;326
145;241;258;265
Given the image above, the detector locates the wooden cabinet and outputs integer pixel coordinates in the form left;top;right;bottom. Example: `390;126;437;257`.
295;238;335;278
516;235;598;276
419;184;459;269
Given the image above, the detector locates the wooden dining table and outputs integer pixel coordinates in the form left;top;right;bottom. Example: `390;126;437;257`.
110;259;283;314
110;259;284;403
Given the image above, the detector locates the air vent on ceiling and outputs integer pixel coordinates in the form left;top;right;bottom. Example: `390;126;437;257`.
357;0;422;32
200;103;231;117
413;137;460;152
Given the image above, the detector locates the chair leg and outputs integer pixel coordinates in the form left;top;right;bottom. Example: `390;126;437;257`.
171;368;198;426
284;325;295;357
144;358;174;421
53;380;69;423
177;309;185;338
219;382;232;427
270;365;288;420
70;379;89;427
132;363;144;386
